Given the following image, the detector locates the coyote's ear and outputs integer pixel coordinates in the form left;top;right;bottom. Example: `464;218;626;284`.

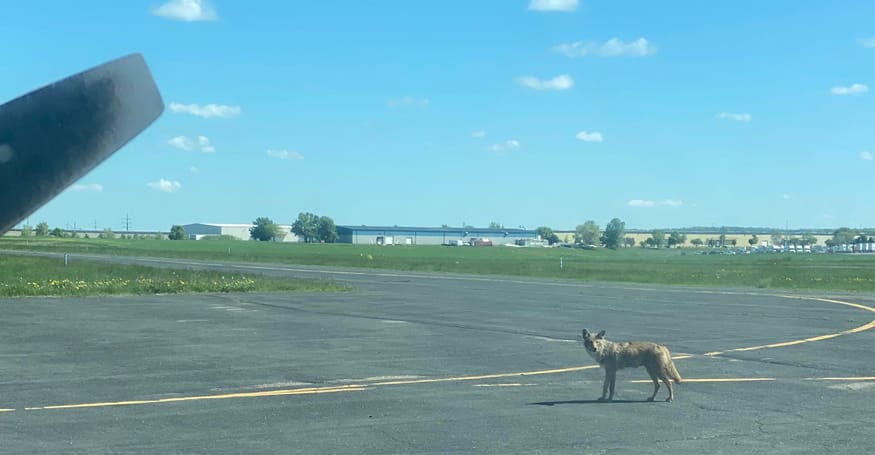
582;328;590;338
596;330;606;339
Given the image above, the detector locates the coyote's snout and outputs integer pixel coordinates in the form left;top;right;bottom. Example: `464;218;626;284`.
581;328;682;402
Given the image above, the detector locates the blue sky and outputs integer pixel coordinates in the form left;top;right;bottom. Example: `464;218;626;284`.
3;0;874;232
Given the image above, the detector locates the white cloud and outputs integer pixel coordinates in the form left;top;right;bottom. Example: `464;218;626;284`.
148;179;182;193
198;136;215;153
516;74;574;91
780;193;791;200
267;149;305;161
528;0;578;12
387;96;429;107
628;199;684;208
471;130;486;138
715;112;752;122
70;183;103;192
152;0;217;21
168;135;215;153
487;140;521;153
168;136;195;151
169;102;241;118
190;166;200;174
575;131;603;142
830;84;868;96
861;151;874;161
554;38;657;57
858;37;875;48
628;199;655;208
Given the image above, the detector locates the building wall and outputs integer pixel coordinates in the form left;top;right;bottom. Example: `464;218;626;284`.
337;226;538;245
183;223;298;242
555;230;833;247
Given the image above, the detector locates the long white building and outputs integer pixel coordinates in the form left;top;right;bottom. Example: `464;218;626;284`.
182;223;298;242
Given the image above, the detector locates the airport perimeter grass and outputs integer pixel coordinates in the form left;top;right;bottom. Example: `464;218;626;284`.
0;254;348;297
2;237;874;292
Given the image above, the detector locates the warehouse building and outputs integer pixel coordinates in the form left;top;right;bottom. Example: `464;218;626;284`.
182;223;298;242
336;225;539;246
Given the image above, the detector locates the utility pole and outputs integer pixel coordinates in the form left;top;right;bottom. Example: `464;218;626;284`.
121;213;132;232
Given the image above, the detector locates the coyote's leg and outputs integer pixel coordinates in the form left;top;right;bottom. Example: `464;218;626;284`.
599;368;616;401
645;364;659;402
660;375;674;402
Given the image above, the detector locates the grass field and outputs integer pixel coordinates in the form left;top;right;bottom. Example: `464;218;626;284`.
2;237;874;292
0;254;349;297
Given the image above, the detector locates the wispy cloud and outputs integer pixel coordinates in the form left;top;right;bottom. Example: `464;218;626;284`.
487;140;520;153
575;131;603;142
267;149;304;161
152;0;217;21
516;74;574;91
147;179;182;193
169;102;241;118
861;151;874;161
830;84;868;96
168;135;215;153
715;112;752;122
858;37;875;48
471;130;486;138
387;96;429;107
628;199;684;208
780;193;791;200
554;38;657;57
190;166;200;174
528;0;578;12
70;183;103;192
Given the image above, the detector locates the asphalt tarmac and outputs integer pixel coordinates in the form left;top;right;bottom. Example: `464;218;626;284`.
1;253;874;454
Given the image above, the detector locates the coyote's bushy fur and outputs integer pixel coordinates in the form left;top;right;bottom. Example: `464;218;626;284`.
581;328;682;402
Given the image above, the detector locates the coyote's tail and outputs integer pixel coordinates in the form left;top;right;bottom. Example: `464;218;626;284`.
660;346;682;383
666;358;682;383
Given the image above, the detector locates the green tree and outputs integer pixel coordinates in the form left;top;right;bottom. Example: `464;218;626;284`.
535;226;560;245
168;225;187;240
36;222;49;236
748;234;759;246
668;231;687;248
317;216;338;243
603;218;625;250
770;233;784;246
691;238;703;247
718;227;727;247
249;217;280;241
99;228;115;239
649;230;666;248
832;227;857;246
20;225;33;237
49;227;65;237
801;233;817;246
488;221;504;229
292;212;319;243
574;220;601;246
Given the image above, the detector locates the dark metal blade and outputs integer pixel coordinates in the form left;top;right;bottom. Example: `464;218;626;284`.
0;53;164;234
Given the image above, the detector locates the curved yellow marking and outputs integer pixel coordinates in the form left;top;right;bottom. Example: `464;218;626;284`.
704;296;875;356
24;385;367;411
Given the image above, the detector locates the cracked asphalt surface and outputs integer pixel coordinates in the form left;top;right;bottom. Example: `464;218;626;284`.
1;253;874;453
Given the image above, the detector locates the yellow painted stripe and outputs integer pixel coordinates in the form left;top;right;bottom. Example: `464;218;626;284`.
472;383;526;387
705;296;875;356
630;378;776;383
25;385;367;411
370;365;601;386
0;408;15;413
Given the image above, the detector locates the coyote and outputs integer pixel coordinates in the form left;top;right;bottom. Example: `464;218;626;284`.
581;328;682;402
